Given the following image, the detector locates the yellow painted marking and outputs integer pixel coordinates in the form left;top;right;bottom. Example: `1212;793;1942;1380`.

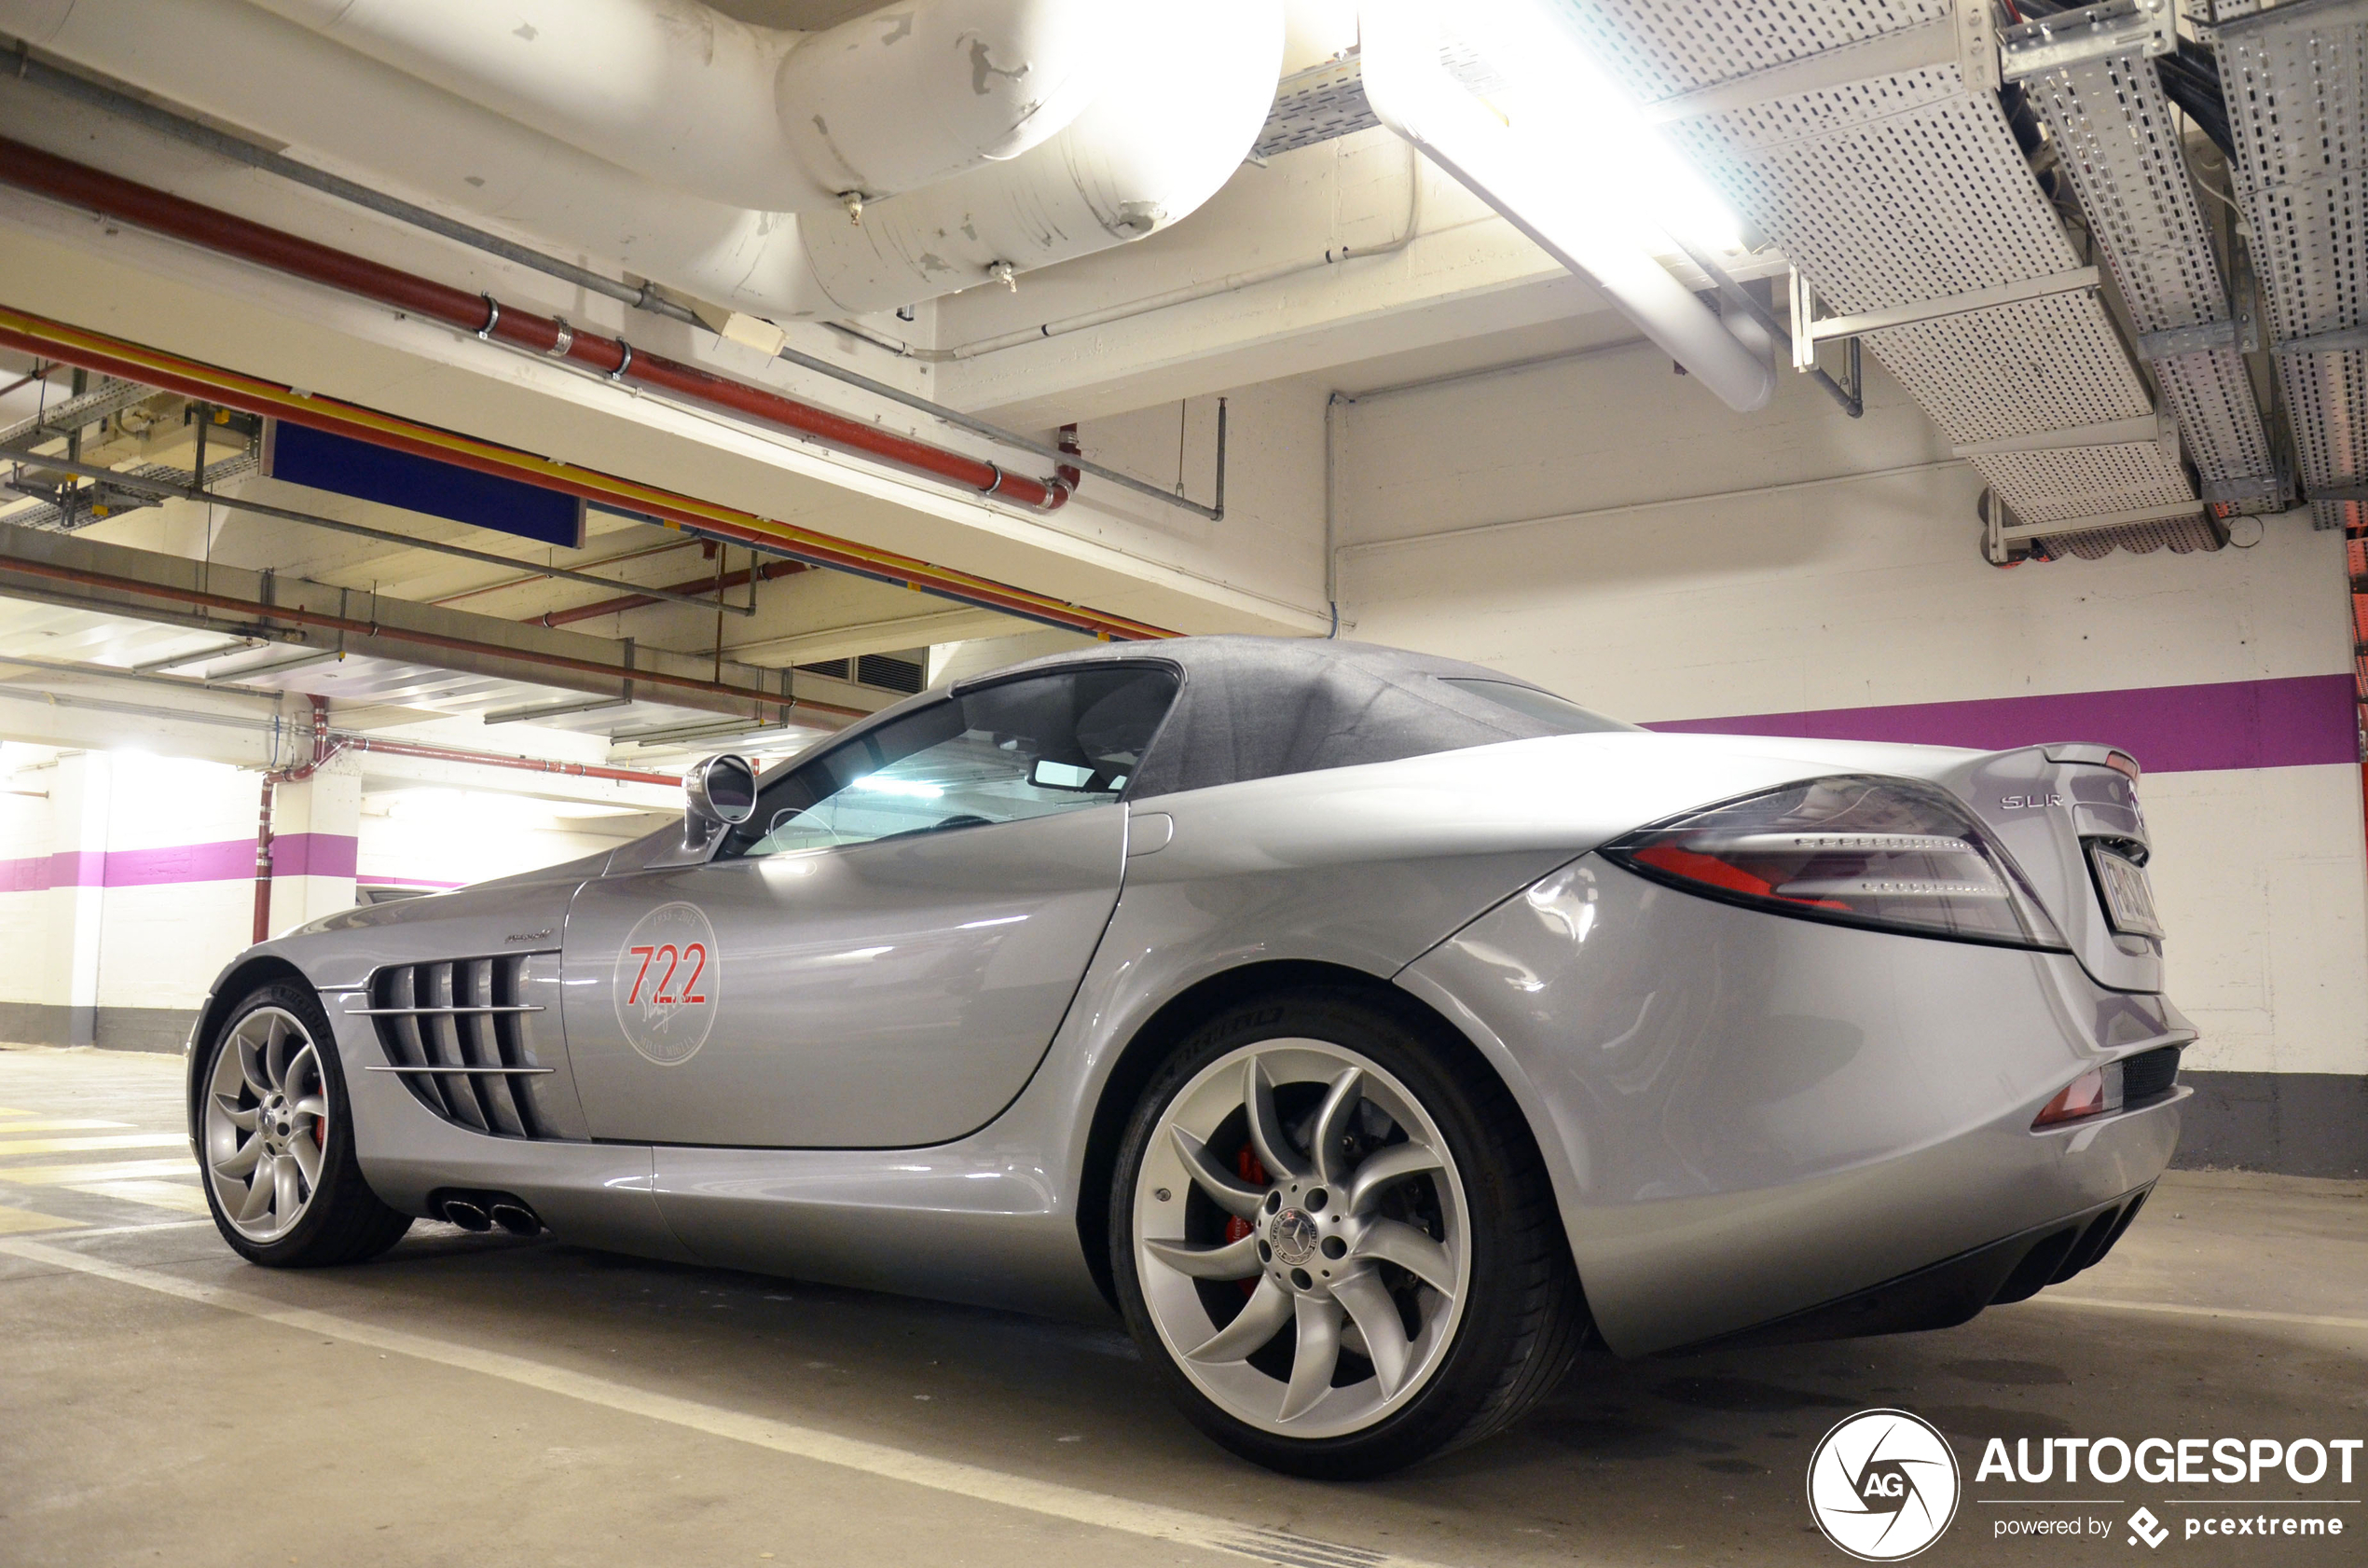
0;1119;134;1133
0;1133;188;1156
0;1158;198;1185
67;1180;211;1217
0;1205;82;1235
0;1107;36;1116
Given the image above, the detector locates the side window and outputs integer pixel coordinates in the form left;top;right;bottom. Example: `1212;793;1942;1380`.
727;664;1178;859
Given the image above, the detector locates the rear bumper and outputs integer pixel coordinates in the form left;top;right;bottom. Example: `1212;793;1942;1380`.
1397;854;2190;1355
1666;1176;2163;1355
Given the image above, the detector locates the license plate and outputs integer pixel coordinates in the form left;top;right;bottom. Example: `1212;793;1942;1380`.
2089;845;2164;939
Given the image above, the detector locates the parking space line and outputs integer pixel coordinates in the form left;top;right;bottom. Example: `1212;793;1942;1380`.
0;1158;198;1185
0;1133;188;1156
2038;1295;2368;1334
0;1206;83;1234
66;1179;211;1216
0;1119;134;1133
0;1237;1469;1568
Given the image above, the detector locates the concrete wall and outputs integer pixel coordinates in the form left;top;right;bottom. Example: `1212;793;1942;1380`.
1329;346;2367;1177
0;744;660;1052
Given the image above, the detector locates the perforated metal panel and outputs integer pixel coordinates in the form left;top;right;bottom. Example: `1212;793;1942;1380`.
2017;28;2284;515
1563;4;2206;556
2214;0;2368;530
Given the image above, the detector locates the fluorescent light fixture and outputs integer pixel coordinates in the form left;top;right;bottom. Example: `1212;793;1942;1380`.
1360;0;1773;412
1449;0;1745;256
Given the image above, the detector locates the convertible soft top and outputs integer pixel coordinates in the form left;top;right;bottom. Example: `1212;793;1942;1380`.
982;635;1631;799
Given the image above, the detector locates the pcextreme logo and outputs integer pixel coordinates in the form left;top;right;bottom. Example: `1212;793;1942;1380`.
1808;1409;1963;1561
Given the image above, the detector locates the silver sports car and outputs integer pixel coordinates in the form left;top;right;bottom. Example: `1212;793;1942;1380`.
186;636;2188;1477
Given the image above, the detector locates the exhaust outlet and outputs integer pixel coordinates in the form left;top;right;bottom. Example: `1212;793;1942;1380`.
440;1198;492;1232
487;1202;542;1237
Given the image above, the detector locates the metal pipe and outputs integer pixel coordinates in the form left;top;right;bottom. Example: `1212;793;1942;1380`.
0;444;755;615
530;555;809;628
0;304;1177;641
0;136;1078;511
250;772;275;942
0;550;870;720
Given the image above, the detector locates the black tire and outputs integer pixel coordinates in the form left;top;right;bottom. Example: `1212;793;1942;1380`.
196;979;412;1267
1108;986;1588;1479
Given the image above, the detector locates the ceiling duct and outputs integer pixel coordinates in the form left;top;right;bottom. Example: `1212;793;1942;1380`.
0;0;1283;321
241;0;1116;215
1562;0;2227;559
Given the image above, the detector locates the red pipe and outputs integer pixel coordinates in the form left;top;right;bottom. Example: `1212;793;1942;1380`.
0;137;1074;511
531;556;809;628
325;736;685;788
0;551;870;721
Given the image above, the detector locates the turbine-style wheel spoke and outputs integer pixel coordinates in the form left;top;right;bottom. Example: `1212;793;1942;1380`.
1277;1294;1342;1421
1346;1140;1442;1216
214;1094;259;1132
1145;1233;1262;1280
1330;1268;1413;1397
293;1095;327;1120
1308;1067;1364;1188
1188;1275;1295;1363
1351;1217;1456;1294
283;1045;320;1101
1171;1125;1264;1220
236;1154;277;1222
213;1134;263;1180
235;1036;271;1098
1242;1056;1304;1181
286;1129;323;1187
273;1152;302;1218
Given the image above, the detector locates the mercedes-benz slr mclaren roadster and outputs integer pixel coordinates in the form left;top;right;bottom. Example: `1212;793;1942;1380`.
186;637;2189;1476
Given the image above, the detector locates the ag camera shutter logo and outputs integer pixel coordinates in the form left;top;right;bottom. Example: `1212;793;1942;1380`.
1807;1409;1962;1561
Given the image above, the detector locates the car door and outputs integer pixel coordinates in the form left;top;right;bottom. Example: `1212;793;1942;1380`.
560;662;1177;1148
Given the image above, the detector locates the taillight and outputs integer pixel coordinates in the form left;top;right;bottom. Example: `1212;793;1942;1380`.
1602;776;2067;950
2033;1061;2126;1127
2105;750;2141;781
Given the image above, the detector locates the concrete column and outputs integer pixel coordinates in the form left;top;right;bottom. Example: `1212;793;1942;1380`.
266;754;361;938
44;751;111;1046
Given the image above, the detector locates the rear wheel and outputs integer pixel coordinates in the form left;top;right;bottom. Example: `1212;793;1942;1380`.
198;980;411;1266
1109;989;1586;1478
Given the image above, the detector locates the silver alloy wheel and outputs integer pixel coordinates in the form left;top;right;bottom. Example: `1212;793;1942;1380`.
1133;1038;1472;1439
202;1006;329;1243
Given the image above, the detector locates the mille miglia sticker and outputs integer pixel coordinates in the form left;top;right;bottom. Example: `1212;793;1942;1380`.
613;901;720;1066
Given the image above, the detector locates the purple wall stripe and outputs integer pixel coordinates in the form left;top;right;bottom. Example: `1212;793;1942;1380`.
0;833;358;892
1645;675;2359;775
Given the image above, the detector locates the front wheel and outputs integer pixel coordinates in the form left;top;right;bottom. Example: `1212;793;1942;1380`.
198;980;412;1266
1109;990;1587;1478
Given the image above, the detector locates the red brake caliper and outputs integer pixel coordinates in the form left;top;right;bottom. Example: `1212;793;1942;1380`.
1230;1148;1267;1295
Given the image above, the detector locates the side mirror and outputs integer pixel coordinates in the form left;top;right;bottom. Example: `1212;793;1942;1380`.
682;752;757;848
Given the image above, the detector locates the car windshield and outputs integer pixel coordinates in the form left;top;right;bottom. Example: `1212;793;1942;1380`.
1436;677;1636;734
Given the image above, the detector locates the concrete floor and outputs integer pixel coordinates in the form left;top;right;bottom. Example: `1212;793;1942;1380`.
1;1045;2361;1568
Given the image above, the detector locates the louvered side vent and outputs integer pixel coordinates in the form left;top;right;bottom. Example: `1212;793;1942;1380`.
365;956;561;1139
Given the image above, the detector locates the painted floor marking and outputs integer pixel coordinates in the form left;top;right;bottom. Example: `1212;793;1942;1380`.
0;1118;133;1133
0;1238;1468;1568
66;1179;210;1216
0;1205;82;1235
2040;1296;2368;1334
0;1133;188;1156
0;1157;198;1185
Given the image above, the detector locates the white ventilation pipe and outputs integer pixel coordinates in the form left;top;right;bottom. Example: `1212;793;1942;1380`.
0;0;838;318
240;0;1119;217
803;0;1284;315
0;0;1281;326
